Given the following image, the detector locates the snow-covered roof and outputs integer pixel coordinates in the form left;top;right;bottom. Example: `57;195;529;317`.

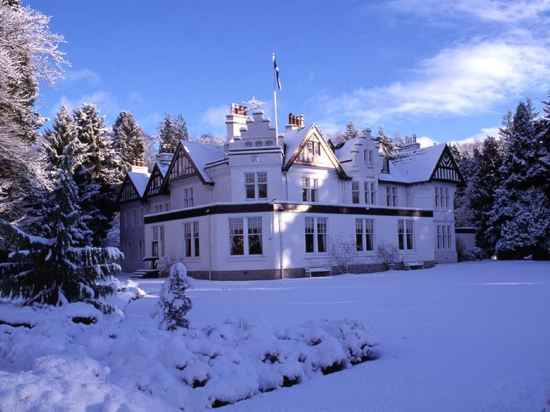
181;141;225;183
127;170;150;197
282;124;313;166
334;137;373;162
379;144;446;184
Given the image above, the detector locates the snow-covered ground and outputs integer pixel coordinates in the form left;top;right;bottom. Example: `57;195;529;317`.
1;261;549;411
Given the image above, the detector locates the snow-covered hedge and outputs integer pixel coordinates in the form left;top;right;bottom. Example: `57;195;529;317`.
0;283;375;410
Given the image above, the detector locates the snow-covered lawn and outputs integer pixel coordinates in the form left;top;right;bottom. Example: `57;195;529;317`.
1;260;549;411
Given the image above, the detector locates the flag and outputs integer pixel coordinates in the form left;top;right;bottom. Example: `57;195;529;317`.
273;53;282;91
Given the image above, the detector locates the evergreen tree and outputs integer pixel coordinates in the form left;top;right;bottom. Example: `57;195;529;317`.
159;262;192;330
452;145;479;227
112;111;146;174
489;101;550;259
342;122;359;141
0;141;122;308
158;113;189;153
469;136;503;255
73;104;118;246
0;1;65;224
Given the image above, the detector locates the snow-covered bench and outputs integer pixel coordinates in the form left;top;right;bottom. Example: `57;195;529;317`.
305;266;332;277
403;261;424;270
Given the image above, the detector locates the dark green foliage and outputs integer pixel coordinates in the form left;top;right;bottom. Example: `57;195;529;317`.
112;111;146;174
158;113;189;153
0;142;122;308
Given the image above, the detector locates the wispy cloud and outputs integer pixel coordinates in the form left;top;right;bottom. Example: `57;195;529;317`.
387;0;550;24
317;33;550;127
51;90;121;121
64;68;101;86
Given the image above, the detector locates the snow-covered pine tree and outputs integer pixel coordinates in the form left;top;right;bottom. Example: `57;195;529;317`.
343;122;359;141
159;262;192;330
112;111;146;174
0;140;122;308
376;128;394;158
469;136;503;255
73;104;119;246
0;0;65;223
452;145;479;227
489;101;550;259
159;114;189;153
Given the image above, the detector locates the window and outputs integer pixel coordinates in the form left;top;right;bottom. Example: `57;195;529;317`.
299;139;322;162
305;217;327;253
437;224;453;249
435;187;450;209
302;177;319;202
229;217;263;256
386;185;398;207
356;219;374;251
364;181;376;205
363;149;373;166
247;217;263;255
245;172;268;199
184;188;194;208
398;220;414;250
184;221;200;257
184;223;192;257
229;218;244;255
193;222;200;257
352;181;360;204
152;225;165;257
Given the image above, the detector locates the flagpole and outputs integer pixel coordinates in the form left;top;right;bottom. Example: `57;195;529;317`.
272;52;279;146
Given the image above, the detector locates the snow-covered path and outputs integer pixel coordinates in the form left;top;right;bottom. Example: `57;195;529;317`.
133;260;550;411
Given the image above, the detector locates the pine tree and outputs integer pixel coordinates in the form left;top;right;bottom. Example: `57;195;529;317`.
0;1;65;224
489;101;550;259
112;111;146;174
73;104;118;246
469;136;503;255
453;145;479;227
0;141;122;308
342;122;359;141
159;114;189;153
159;262;192;330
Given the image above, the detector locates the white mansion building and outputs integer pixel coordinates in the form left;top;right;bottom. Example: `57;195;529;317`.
118;104;463;280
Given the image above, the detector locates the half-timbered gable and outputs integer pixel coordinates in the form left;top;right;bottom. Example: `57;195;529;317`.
430;146;463;184
144;164;165;197
119;178;140;203
283;125;349;179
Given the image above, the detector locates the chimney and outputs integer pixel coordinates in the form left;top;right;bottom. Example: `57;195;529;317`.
285;113;305;130
225;103;248;142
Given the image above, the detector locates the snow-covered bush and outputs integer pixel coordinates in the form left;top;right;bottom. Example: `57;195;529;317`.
330;236;355;273
377;243;400;269
159;262;192;330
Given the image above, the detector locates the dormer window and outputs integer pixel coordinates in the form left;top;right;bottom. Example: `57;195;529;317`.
363;149;373;166
299;139;321;163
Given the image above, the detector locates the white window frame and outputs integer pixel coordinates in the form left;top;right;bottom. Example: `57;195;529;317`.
386;185;398;207
305;216;328;254
184;221;200;257
398;219;414;251
364;181;376;205
245;172;268;200
352;181;360;204
355;218;375;252
184;187;194;208
152;225;165;257
229;217;263;256
302;176;319;202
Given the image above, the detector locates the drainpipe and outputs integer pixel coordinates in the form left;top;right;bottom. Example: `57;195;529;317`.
277;205;284;279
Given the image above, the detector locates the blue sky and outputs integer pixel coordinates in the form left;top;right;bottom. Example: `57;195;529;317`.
30;0;550;145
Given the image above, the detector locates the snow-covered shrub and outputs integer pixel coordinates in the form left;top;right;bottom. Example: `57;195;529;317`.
159;262;192;330
330;236;356;273
377;243;400;269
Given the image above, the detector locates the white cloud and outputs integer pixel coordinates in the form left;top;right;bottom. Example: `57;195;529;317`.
388;0;550;23
201;105;228;129
318;35;550;126
417;136;438;148
448;126;500;145
64;68;101;85
51;90;121;121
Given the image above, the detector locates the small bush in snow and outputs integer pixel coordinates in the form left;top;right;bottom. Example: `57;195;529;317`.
377;243;400;269
159;262;192;330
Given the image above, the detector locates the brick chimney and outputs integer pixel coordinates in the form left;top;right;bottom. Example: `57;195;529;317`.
285;113;304;130
225;103;248;142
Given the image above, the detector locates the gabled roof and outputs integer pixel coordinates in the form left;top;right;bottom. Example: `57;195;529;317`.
379;144;459;184
181;141;225;184
282;124;350;179
128;170;150;197
163;140;225;187
143;162;167;197
117;168;150;203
